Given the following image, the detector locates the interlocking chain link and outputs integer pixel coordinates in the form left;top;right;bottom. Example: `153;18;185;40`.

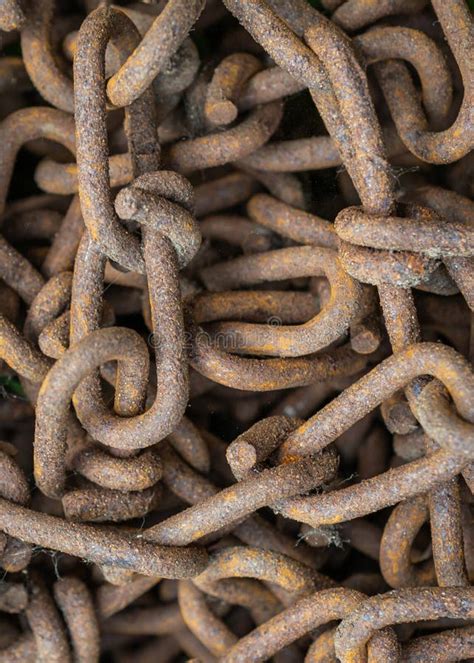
0;0;473;661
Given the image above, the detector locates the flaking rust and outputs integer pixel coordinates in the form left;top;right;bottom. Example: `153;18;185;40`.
0;0;472;661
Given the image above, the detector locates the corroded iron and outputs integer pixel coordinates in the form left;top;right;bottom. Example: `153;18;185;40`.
0;0;472;661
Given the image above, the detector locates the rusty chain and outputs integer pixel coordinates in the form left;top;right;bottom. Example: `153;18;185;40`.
0;0;473;661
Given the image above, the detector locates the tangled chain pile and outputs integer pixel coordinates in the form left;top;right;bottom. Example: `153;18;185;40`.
0;0;473;660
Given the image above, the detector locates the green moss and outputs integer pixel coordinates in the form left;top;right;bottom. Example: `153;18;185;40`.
0;375;25;398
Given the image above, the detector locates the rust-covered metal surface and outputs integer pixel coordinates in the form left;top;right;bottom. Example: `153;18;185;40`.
0;0;473;661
